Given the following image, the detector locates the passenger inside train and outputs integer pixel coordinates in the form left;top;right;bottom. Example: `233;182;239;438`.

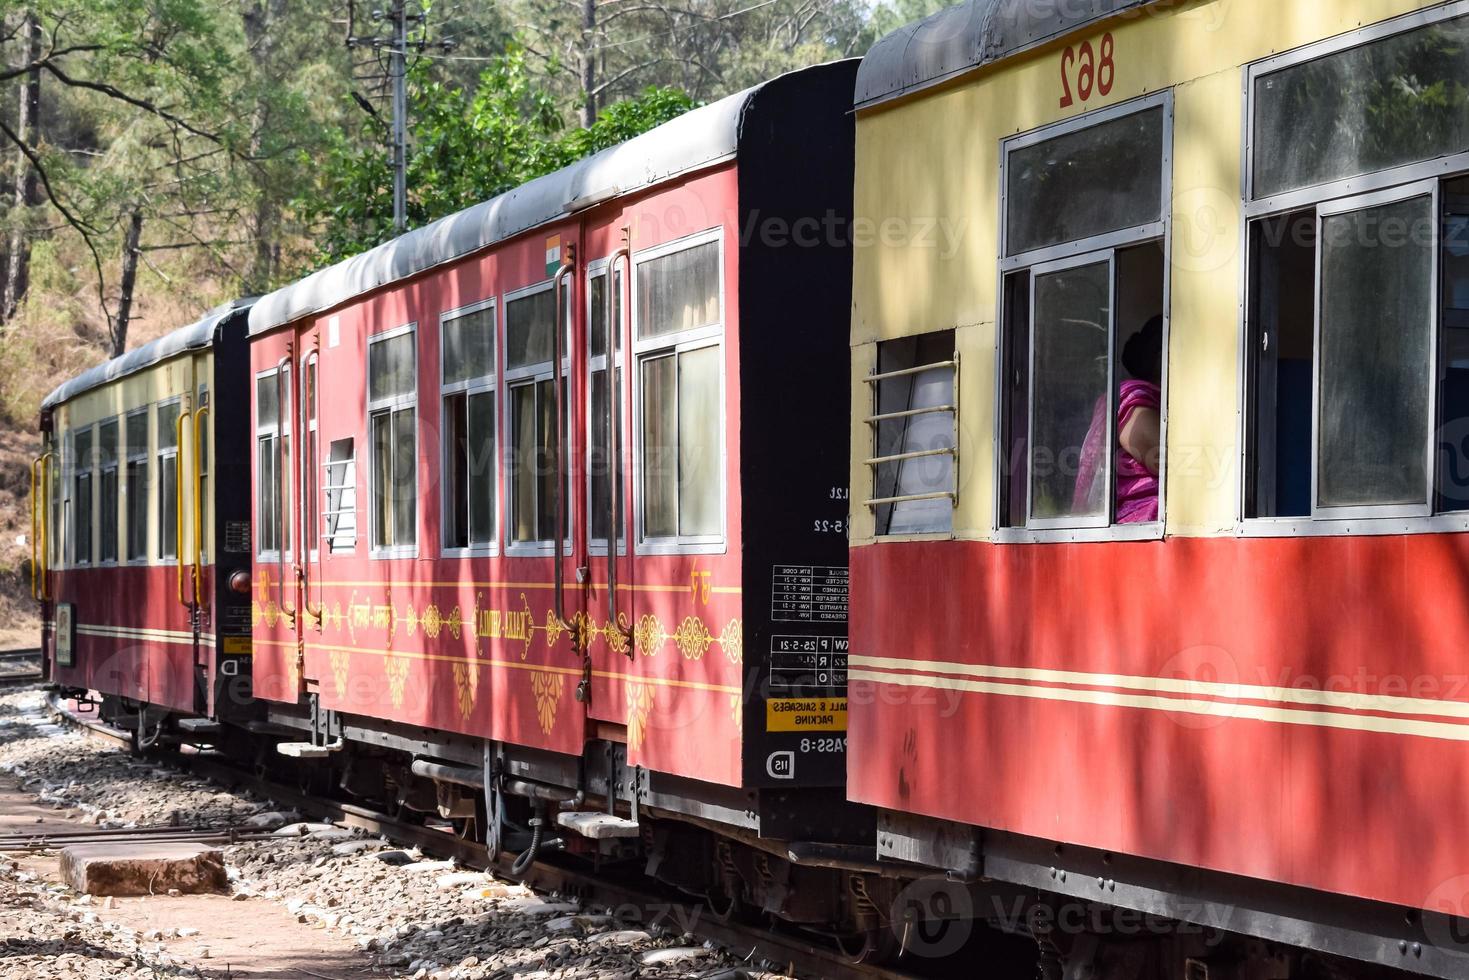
1073;313;1163;523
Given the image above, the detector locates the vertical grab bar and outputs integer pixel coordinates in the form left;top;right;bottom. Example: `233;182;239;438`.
551;246;576;631
276;352;297;622
608;230;632;651
300;348;323;624
175;407;193;608
191;406;209;610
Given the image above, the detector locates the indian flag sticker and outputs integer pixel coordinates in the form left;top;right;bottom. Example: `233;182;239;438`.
545;236;561;277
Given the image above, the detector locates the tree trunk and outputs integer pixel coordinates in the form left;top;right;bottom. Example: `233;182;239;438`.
579;0;597;128
242;0;287;291
2;13;43;321
111;210;144;356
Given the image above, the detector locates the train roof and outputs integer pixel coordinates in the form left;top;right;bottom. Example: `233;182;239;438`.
854;0;1158;111
41;298;253;411
248;61;855;338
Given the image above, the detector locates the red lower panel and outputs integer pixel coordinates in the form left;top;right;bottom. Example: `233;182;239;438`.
49;565;202;715
849;535;1469;913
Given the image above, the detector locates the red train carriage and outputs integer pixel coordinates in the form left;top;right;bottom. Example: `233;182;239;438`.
849;0;1469;975
35;303;257;741
243;61;868;923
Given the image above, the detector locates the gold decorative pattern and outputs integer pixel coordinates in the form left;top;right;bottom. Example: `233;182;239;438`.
384;654;411;708
673;616;712;660
531;670;564;734
329;650;350;699
403;602;417;637
635;614;665;657
451;659;479;720
422;604;442;639
543;609;567;650
626;681;656;752
720;619;743;664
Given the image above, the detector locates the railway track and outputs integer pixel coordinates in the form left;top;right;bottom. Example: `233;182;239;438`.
0;648;42;685
38;692;925;980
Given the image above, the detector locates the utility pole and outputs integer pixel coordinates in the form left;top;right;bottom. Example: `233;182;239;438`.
389;0;407;235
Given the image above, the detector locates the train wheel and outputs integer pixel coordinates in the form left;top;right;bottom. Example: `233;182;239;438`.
834;928;898;966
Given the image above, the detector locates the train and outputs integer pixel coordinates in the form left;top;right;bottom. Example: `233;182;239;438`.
29;1;1469;977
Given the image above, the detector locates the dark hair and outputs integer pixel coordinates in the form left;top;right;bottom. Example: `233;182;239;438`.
1122;315;1164;385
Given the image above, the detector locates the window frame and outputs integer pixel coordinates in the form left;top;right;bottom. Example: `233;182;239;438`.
1238;13;1469;537
503;278;572;557
438;297;499;557
630;227;728;556
121;408;149;565
1243;0;1469;219
254;365;290;561
97;417;119;565
366;322;419;559
301;351;320;563
586;256;627;557
67;425;94;567
993;92;1173;544
155;396;182;563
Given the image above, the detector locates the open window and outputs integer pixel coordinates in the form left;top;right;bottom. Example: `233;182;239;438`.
324;438;357;553
998;95;1171;535
506;281;569;550
368;326;417;555
441;301;496;554
633;233;724;550
867;331;957;536
1245;7;1469;525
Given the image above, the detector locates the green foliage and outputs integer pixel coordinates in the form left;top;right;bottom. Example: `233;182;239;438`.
297;46;697;265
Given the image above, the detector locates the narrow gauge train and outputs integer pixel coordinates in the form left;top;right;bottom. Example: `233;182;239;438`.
37;60;883;945
849;0;1469;977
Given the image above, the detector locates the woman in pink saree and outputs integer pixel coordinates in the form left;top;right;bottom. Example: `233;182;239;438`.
1074;315;1163;523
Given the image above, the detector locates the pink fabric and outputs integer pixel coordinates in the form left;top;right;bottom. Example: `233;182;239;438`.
1072;380;1160;523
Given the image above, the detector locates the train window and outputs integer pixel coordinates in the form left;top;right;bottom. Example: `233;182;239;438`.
123;410;148;562
634;234;724;548
441;302;497;553
588;266;625;549
156;401;180;561
70;427;93;565
868;332;957;536
999;95;1170;536
1251;11;1469;203
97;418;119;563
367;327;417;554
506;282;570;548
1005;106;1164;258
197;385;209;562
303;356;318;559
255;368;290;556
324;438;357;552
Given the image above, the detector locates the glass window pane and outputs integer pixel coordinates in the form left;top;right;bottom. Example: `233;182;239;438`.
99;466;118;562
590;369;609;540
445;393;468;548
1254;15;1469;199
369;332;416;402
256;375;278;429
875;332;956;535
1318;195;1434;508
325;438;357;552
511;385;537;542
257;436;277;553
75;472;92;563
392;408;416;546
371;412;391;547
1030;260;1112;522
160;459;177;559
641;355;677;537
157;403;179;451
507;288;556;369
125;459;147;560
468;391;495;545
75;428;93;468
97;419;118;467
535;378;562;541
1006;108;1164;256
443;306;495;385
590;274;608;360
637;241;721;340
678;346;721;536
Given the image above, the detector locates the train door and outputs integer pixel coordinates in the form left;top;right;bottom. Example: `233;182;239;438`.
584;243;634;720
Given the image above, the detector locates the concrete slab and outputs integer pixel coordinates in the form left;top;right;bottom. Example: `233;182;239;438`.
59;842;228;897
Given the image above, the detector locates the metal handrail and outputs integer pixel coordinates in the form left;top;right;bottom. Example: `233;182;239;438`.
865;491;957;507
29;454;44;601
863;359;958;384
864;404;956;424
608;230;632;652
191;405;209;609
175;406;193;608
275;353;296;623
865;446;955;467
300;347;323;625
551;246;576;633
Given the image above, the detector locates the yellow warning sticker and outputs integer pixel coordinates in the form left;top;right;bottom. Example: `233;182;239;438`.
222;636;253;655
766;698;847;732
